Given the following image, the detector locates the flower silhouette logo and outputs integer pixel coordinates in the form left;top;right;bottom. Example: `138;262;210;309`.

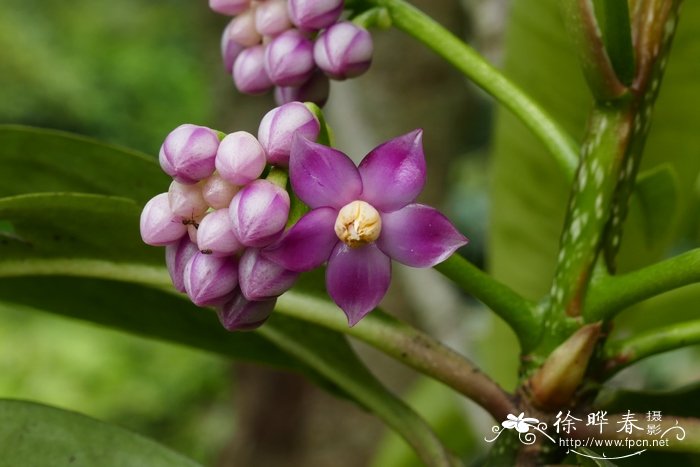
502;413;541;433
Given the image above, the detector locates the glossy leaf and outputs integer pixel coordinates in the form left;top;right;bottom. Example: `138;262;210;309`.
0;125;167;203
0;399;201;467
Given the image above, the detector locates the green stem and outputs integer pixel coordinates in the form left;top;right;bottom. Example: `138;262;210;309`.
368;0;578;179
434;255;540;352
601;319;700;376
585;248;700;321
276;291;516;421
258;322;461;467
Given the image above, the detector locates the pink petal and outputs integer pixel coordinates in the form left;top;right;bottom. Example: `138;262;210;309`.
289;135;362;209
326;242;391;326
358;129;426;212
377;204;468;268
262;207;339;272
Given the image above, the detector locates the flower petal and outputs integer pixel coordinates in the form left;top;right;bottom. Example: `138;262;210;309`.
262;207;338;272
358;129;426;212
326;242;391;326
289;135;362;209
377;204;468;268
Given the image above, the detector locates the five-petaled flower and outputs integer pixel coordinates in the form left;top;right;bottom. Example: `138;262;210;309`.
502;413;540;434
263;129;468;325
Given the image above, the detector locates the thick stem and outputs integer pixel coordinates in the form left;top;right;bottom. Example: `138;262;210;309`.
601;319;700;376
585;248;700;321
367;0;578;179
276;291;516;421
435;254;540;352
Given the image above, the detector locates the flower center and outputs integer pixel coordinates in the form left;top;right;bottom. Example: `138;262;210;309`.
334;200;382;248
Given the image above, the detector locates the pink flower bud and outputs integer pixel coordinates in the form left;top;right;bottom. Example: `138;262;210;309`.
159;124;220;184
209;0;250;16
239;248;299;300
274;70;330;107
187;223;199;244
264;29;315;87
202;172;240;209
140;193;187;246
183;252;239;307
229;179;290;247
314;22;373;80
217;290;276;331
165;237;199;293
233;45;274;95
221;20;246;73
215;131;267;185
255;0;292;37
258;101;320;166
168;180;208;220
228;8;262;47
288;0;344;31
197;209;243;256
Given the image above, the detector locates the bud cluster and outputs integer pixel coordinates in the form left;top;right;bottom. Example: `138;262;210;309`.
140;102;320;331
212;0;374;106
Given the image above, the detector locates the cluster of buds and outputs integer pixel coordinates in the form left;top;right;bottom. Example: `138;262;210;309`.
211;0;374;106
140;102;320;330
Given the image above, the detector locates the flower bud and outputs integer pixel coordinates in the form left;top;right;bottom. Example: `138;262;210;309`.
228;8;262;47
202;172;240;209
165;237;199;292
217;290;276;331
197;209;243;256
288;0;344;31
258;101;320;166
140;193;187;246
159;124;219;184
229;179;290;247
187;223;199;244
183;252;239;306
209;0;250;15
274;70;330;107
233;45;274;95
215;131;267;185
239;248;299;300
314;22;373;80
264;29;315;87
221;20;246;73
255;0;292;37
168;180;208;220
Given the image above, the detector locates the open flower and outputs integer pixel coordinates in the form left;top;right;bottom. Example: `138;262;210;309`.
263;130;468;325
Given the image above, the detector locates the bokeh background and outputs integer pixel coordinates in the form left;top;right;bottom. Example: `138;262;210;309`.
1;0;698;465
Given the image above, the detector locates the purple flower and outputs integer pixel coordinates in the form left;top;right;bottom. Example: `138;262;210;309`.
227;9;262;47
255;0;292;37
314;22;373;80
215;131;267;186
168;180;208;220
263;130;468;325
233;45;274;95
165;237;199;293
274;69;330;107
183;252;239;306
288;0;344;31
159;124;220;184
201;172;240;209
197;208;243;257
209;0;250;16
239;248;299;300
217;289;277;331
257;101;320;166
221;20;246;73
229;179;290;247
264;29;315;87
140;193;187;246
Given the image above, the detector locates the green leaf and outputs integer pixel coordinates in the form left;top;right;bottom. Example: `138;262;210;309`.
571;447;618;466
0;125;166;203
490;0;700;302
0;399;201;467
631;164;680;248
